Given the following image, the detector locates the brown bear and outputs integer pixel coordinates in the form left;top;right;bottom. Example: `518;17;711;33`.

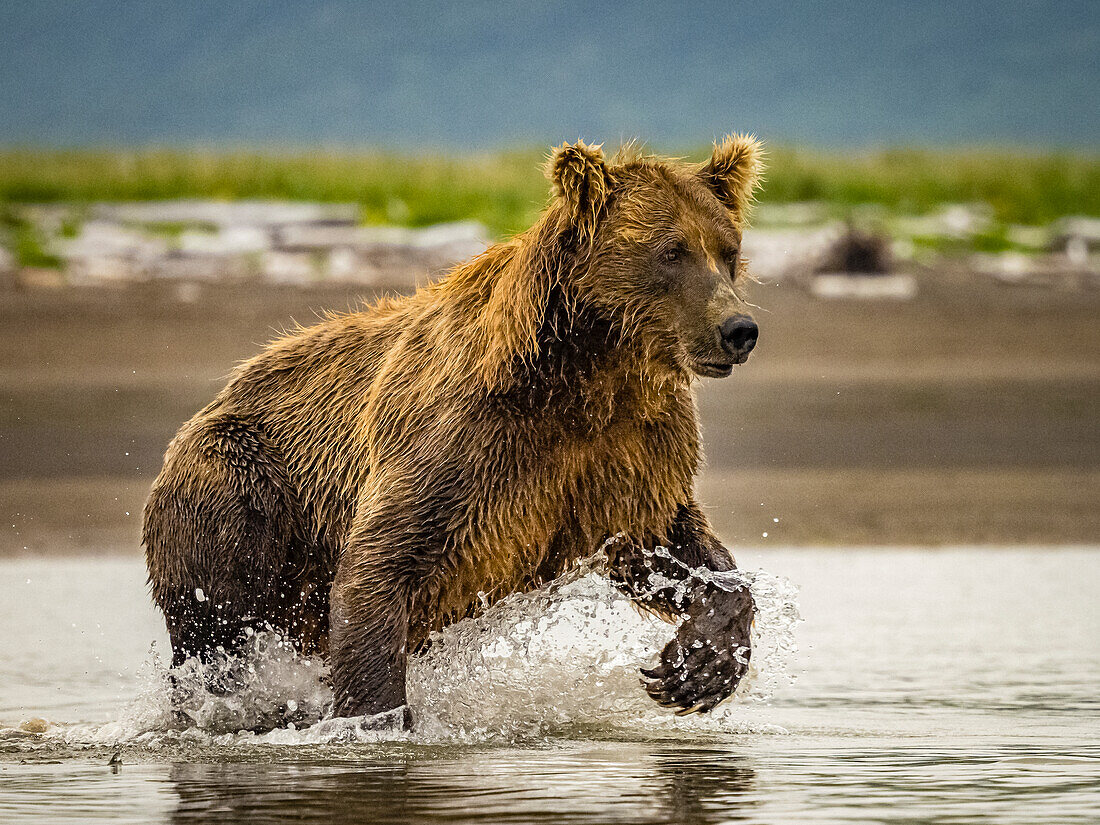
143;135;764;723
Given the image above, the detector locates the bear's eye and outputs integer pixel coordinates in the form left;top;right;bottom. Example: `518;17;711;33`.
726;250;740;277
662;246;686;264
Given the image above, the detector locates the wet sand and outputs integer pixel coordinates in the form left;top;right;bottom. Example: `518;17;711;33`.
2;272;1097;553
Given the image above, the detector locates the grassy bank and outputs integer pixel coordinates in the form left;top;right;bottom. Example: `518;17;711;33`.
1;146;1098;236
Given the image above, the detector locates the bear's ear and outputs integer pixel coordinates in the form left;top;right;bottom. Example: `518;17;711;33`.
698;134;765;224
547;140;611;244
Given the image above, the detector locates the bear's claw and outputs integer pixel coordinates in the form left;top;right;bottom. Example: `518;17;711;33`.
641;578;754;714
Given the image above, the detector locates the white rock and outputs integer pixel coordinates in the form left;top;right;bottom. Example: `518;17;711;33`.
892;204;993;239
1052;216;1100;246
153;254;249;282
404;221;489;249
1051;217;1100;268
1005;225;1049;249
1065;237;1089;267
811;273;918;300
278;225;392;251
262;251;317;285
971;252;1034;283
891;238;916;261
60;220;167;264
325;248;385;285
179;225;271;255
67;256;142;285
278;220;489;253
741;224;844;280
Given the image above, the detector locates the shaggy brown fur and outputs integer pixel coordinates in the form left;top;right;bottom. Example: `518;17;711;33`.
144;135;765;721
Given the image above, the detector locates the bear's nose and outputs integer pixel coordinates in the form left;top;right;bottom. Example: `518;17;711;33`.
719;315;758;356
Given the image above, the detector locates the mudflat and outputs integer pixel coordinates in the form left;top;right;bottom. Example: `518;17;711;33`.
2;271;1097;553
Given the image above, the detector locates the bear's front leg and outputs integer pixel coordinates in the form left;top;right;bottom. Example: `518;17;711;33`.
329;552;412;724
609;502;755;714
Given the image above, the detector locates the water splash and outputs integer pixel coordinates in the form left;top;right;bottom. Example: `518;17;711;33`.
409;552;801;740
38;551;800;748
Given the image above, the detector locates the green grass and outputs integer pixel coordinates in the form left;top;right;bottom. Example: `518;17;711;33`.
0;146;1096;237
0;204;62;268
761;147;1100;227
0;149;551;238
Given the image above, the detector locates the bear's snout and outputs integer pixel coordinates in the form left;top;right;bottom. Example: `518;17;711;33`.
718;315;758;362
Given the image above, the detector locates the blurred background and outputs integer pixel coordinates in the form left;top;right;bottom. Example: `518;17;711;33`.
2;0;1097;554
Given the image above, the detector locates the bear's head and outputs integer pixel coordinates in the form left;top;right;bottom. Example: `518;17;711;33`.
548;136;764;379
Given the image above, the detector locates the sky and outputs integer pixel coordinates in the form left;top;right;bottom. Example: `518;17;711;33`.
1;0;1097;150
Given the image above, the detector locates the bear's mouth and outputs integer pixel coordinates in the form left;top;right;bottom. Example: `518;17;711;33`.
692;360;736;378
691;351;751;378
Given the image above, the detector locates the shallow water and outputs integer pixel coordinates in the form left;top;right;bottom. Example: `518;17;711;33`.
2;547;1098;823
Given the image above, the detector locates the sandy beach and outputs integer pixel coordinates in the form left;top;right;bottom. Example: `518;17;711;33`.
3;270;1097;553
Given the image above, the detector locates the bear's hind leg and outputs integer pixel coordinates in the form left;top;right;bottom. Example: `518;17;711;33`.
143;414;307;671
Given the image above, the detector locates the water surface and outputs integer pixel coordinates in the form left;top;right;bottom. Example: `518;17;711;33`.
2;548;1097;823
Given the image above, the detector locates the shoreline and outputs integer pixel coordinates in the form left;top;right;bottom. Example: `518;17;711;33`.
6;467;1099;556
